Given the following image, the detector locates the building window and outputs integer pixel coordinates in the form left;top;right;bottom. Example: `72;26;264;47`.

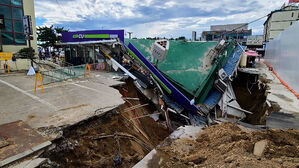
0;0;25;45
290;22;293;25
292;12;294;17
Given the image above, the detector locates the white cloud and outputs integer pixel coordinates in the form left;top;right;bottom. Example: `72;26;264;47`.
35;0;144;25
35;0;288;37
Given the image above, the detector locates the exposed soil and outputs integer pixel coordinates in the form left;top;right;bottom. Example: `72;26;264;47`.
40;80;170;168
232;72;280;125
156;122;299;168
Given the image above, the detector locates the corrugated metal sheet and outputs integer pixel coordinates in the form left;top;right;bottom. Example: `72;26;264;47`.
223;45;244;76
204;45;244;108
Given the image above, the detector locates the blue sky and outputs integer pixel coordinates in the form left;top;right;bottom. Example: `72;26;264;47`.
34;0;287;39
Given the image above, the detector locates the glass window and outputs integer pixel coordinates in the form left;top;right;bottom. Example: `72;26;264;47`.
13;20;23;32
14;33;26;44
0;5;11;18
12;7;23;19
0;0;25;45
2;32;14;44
0;0;10;5
2;19;12;32
11;0;22;6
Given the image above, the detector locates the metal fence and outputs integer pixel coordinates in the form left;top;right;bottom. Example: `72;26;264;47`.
41;62;114;85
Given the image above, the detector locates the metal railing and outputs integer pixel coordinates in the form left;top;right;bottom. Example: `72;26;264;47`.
40;62;115;85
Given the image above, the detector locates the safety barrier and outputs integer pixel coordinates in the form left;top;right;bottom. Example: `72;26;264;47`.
41;64;91;85
264;61;299;99
0;52;12;73
89;62;113;72
40;61;116;85
34;71;44;93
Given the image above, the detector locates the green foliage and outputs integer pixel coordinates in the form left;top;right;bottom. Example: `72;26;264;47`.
18;47;35;59
176;36;186;40
37;25;68;49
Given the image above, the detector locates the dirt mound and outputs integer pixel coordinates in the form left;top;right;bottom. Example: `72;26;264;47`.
157;122;299;168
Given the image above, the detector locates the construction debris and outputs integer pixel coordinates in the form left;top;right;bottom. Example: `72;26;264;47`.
1;30;299;168
137;122;299;168
39;81;170;168
253;140;268;157
0;121;51;167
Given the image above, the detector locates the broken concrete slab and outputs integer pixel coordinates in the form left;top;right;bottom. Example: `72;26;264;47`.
134;125;204;167
253;139;268;157
0;72;124;129
256;61;299;129
133;149;160;168
257;62;299;114
13;158;47;168
0;121;51;167
169;125;204;140
266;112;299;130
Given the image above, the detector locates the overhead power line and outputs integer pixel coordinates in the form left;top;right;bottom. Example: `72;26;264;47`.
219;15;269;37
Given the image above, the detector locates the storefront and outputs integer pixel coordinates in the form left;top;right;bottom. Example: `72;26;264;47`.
60;30;124;65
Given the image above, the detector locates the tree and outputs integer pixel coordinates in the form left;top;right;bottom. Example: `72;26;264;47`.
18;47;35;59
37;25;68;50
176;36;186;41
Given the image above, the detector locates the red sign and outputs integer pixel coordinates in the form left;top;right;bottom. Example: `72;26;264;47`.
289;0;299;3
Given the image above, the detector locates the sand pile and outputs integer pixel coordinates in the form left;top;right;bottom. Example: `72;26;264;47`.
157;122;299;168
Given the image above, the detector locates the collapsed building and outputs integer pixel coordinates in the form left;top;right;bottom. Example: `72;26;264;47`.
58;30;255;128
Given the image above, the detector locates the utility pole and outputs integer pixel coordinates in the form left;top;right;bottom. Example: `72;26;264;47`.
127;32;133;39
23;15;33;66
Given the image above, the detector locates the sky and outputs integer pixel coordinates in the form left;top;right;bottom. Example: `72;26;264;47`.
34;0;288;39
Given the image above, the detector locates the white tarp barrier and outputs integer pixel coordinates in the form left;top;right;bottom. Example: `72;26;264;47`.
27;66;35;76
265;21;299;94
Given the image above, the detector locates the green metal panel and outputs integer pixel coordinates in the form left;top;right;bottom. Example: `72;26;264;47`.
125;39;217;98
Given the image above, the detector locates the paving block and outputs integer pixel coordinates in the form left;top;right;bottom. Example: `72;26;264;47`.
253;139;268;156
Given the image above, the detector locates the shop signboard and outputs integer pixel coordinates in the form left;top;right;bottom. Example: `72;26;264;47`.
23;15;33;35
246;35;263;45
62;30;125;43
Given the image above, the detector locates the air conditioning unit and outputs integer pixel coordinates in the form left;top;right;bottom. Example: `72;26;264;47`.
215;40;226;50
152;40;169;61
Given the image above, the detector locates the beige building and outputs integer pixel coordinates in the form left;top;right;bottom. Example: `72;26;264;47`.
0;0;37;53
264;5;299;42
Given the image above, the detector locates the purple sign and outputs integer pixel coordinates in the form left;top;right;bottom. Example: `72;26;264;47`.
62;30;124;43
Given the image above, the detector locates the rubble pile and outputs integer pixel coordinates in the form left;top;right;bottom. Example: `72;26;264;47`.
156;122;299;168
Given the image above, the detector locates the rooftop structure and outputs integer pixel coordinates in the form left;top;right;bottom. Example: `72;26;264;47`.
211;23;248;31
201;23;251;43
264;4;299;42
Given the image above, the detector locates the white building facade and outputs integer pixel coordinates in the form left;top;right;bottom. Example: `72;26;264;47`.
264;5;299;42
